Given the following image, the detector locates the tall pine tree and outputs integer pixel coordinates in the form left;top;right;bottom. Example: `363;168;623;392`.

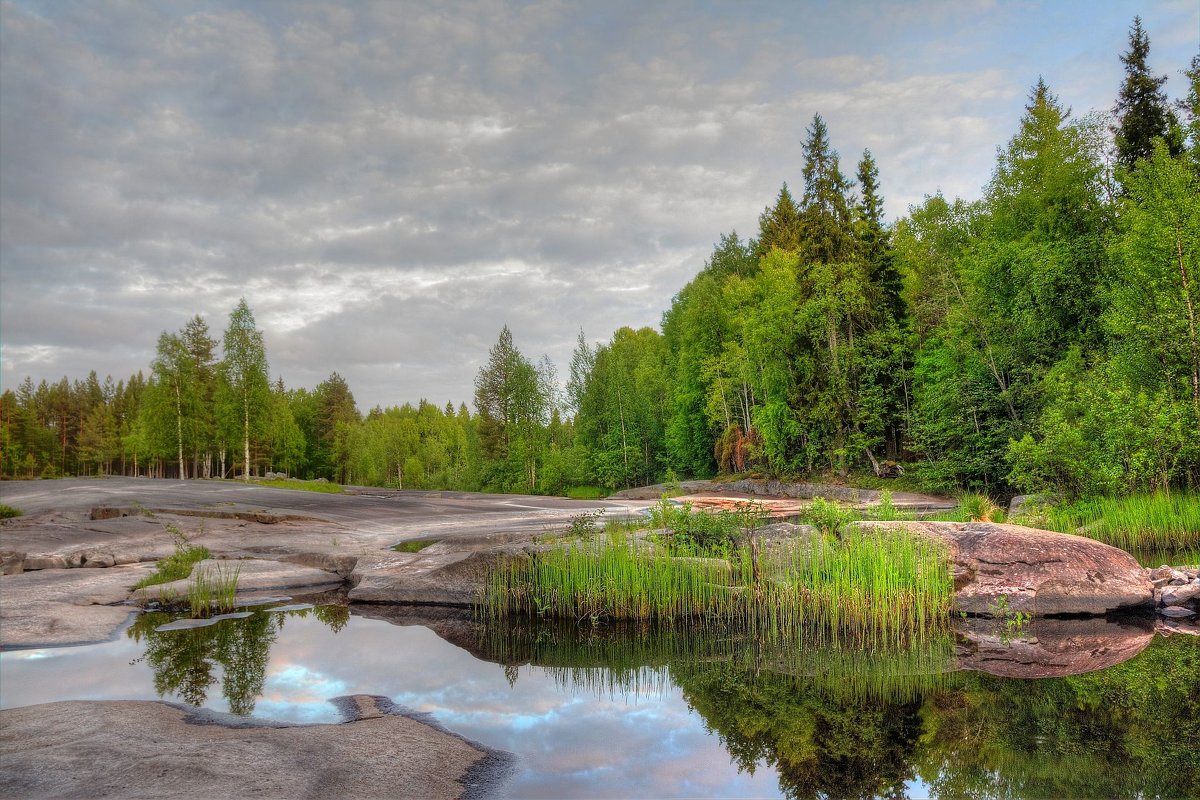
1113;16;1179;174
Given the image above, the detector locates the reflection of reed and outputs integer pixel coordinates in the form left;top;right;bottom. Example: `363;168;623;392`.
480;618;958;704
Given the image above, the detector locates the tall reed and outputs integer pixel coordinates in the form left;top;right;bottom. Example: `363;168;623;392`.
482;525;952;640
1028;493;1200;552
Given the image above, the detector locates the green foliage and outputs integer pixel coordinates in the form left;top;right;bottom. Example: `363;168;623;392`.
393;538;439;553
132;523;212;591
0;504;22;518
957;492;1002;522
800;497;856;537
485;524;952;640
564;485;606;500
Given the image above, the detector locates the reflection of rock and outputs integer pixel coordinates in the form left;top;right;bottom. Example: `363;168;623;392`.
0;697;511;799
953;616;1155;679
860;521;1153;616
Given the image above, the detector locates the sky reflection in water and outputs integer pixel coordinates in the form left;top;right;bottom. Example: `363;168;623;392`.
3;609;1196;798
0;612;782;798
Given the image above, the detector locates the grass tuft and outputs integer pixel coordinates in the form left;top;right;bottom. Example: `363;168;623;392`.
0;503;23;519
132;523;211;591
483;523;952;641
393;538;439;553
565;486;607;500
257;478;343;494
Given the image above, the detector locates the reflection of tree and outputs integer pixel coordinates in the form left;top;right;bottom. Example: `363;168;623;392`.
916;635;1200;799
675;663;921;800
479;617;1200;799
128;605;349;716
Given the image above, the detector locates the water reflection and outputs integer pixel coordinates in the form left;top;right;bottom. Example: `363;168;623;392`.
3;606;1196;798
127;604;350;715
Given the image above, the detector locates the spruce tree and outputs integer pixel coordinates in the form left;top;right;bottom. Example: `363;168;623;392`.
1113;16;1178;173
855;149;903;322
800;114;854;263
754;183;803;259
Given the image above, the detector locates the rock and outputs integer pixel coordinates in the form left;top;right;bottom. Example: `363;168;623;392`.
281;551;359;578
89;506;137;521
1156;617;1200;636
21;555;67;571
858;521;1153;616
1160;605;1197;618
0;698;511;799
1007;493;1051;517
1160;582;1200;607
135;558;344;602
81;551;116;568
0;550;26;575
0;564;154;647
349;536;533;606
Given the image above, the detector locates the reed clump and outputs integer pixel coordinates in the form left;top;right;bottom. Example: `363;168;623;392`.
132;523;211;591
1028;493;1200;552
187;562;241;617
483;519;953;639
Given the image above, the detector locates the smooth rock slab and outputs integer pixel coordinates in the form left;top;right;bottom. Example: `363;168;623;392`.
0;564;153;647
134;558;343;602
0;697;511;799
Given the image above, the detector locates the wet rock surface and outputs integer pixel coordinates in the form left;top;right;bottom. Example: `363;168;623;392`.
0;696;512;799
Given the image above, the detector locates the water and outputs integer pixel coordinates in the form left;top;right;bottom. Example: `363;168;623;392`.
2;604;1198;799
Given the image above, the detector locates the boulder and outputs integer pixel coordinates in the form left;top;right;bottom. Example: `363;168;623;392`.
0;550;25;575
349;547;529;606
858;521;1153;616
1160;582;1200;607
134;558;344;602
1160;605;1197;618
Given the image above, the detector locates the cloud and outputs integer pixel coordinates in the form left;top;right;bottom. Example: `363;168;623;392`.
2;0;1196;408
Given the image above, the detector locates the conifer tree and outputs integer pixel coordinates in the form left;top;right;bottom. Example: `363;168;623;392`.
855;149;903;322
754;183;803;258
1113;16;1179;173
800;114;854;263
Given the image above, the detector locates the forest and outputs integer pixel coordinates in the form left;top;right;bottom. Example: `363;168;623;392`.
2;20;1197;502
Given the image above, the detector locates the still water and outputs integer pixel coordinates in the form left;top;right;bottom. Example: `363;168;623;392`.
1;604;1197;799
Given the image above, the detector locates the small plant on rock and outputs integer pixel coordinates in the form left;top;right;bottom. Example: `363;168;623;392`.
802;497;857;538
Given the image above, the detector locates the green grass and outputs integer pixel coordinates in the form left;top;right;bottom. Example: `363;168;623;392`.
257;478;343;493
565;486;607;500
393;538;439;553
132;543;211;590
483;524;952;641
1020;493;1200;552
0;503;22;518
188;562;241;617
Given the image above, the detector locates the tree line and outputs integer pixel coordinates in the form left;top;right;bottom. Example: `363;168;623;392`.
2;18;1197;499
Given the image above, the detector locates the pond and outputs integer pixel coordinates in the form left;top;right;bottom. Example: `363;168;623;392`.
1;602;1197;799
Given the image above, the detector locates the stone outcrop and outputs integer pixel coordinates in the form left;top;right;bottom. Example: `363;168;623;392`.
134;558;344;602
857;521;1153;616
1149;564;1200;619
0;696;512;799
349;536;533;606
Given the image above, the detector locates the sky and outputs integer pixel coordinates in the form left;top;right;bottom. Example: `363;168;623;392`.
2;0;1198;411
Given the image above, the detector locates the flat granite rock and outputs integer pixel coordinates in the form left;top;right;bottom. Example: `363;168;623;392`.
0;564;154;647
0;696;511;800
856;521;1153;616
135;558;343;602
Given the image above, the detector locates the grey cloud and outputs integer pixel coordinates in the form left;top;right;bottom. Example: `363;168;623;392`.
3;0;1196;408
